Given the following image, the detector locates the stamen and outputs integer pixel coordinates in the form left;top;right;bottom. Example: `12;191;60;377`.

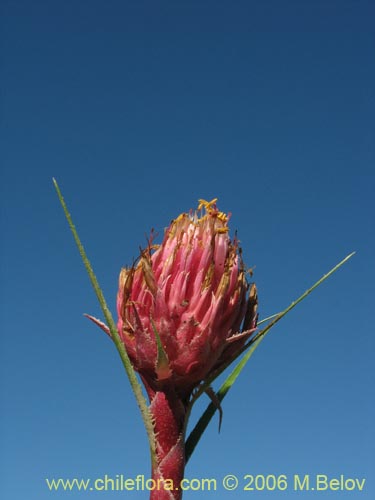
197;198;218;211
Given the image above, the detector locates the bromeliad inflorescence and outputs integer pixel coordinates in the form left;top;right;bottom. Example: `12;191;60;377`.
54;178;354;500
88;198;257;499
116;198;258;397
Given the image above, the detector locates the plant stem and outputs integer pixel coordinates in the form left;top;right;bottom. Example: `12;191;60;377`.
145;385;187;500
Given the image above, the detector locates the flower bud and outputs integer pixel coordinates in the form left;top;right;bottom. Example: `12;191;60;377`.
117;199;257;395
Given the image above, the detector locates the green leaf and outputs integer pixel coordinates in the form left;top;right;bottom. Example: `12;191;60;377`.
186;336;263;463
53;178;156;463
185;251;355;462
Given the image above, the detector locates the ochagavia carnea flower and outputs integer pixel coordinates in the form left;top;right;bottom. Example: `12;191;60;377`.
56;176;353;500
116;198;257;396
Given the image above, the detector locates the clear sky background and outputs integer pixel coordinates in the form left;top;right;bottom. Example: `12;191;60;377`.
1;1;374;499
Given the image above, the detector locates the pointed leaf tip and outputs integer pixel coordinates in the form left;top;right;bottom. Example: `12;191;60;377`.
84;313;111;337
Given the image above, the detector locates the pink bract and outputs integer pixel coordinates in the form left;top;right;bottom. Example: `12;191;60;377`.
116;199;257;396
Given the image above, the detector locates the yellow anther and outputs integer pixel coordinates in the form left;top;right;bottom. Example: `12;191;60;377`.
174;213;186;223
217;211;228;222
197;198;218;211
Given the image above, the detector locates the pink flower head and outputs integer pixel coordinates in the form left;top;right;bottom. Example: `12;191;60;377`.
117;199;257;396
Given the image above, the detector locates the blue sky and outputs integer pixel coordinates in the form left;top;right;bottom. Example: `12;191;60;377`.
1;0;374;498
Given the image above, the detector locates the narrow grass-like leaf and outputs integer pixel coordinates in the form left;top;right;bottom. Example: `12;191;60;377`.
53;179;156;462
186;336;263;463
185;251;355;461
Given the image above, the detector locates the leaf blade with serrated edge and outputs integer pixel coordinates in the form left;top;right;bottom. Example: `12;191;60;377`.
53;178;156;464
185;252;355;462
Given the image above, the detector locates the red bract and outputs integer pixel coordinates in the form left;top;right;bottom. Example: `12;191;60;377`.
116;199;257;397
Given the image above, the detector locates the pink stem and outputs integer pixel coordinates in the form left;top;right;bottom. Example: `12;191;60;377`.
146;384;187;500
